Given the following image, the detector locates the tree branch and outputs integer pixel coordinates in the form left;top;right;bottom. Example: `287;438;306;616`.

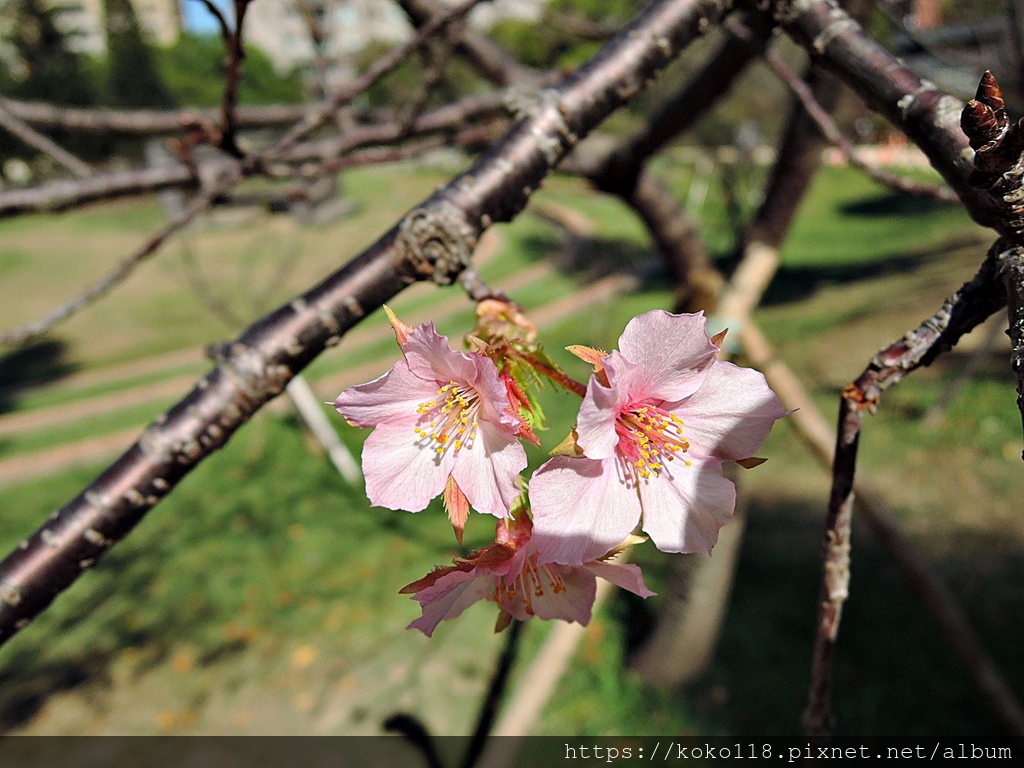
738;320;1024;748
0;104;92;178
726;16;958;202
0;93;509;220
562;10;776;306
0;99;309;136
0;0;734;648
804;244;1009;740
0;164;203;219
773;0;1007;232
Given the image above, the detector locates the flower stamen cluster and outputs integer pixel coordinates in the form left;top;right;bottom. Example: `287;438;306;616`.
414;380;481;454
495;555;567;615
617;405;690;479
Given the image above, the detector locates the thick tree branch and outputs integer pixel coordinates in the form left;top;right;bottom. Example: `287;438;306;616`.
0;0;734;648
562;10;776;306
1002;246;1024;453
575;11;775;198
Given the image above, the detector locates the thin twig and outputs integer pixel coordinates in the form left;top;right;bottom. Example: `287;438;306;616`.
395;0;538;87
739;320;1024;748
804;245;1008;741
461;619;524;768
0;167;240;346
219;0;252;157
0;104;92;178
267;0;486;161
190;0;231;40
397;34;459;137
726;16;958;202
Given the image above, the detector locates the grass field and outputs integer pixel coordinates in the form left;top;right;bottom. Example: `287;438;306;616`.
0;158;1022;739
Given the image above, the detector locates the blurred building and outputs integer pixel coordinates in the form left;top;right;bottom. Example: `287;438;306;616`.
243;0;545;75
51;0;183;55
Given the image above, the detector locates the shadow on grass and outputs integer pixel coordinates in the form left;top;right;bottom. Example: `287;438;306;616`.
620;494;1024;739
0;340;78;415
757;235;983;306
839;190;961;219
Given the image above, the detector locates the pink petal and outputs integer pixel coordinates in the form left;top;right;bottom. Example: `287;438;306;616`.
406;568;494;637
333;361;439;428
450;424;527;518
529;456;642;565
361;421;456;512
401;322;490;392
613;311;719;402
575;354;631;459
669;361;787;462
637;460;736;554
585;560;656;599
528;565;596;625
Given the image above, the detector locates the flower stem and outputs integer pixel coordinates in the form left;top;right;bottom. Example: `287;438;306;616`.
508;349;587;398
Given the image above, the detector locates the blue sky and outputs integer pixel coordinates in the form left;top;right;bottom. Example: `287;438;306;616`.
180;0;233;34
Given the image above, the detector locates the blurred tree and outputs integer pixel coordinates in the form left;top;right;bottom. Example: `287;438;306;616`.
103;0;176;108
353;39;489;111
0;0;105;166
157;34;305;107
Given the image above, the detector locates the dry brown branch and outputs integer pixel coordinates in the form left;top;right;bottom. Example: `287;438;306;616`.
804;244;1009;740
0;104;92;178
725;16;958;202
738;321;1024;747
0;164;203;219
0;99;309;136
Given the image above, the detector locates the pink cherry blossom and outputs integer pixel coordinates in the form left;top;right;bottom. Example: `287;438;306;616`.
333;320;527;520
401;514;654;636
529;310;787;564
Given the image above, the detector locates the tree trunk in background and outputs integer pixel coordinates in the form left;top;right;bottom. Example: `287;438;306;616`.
629;464;747;687
629;0;874;689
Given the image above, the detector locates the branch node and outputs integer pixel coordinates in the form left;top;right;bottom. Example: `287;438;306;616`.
398;200;478;285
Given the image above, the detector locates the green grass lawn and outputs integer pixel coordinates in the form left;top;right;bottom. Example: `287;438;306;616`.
0;160;1021;738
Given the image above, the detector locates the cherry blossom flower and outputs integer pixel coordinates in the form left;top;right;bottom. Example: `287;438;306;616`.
401;513;654;636
333;315;527;533
529;310;786;564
